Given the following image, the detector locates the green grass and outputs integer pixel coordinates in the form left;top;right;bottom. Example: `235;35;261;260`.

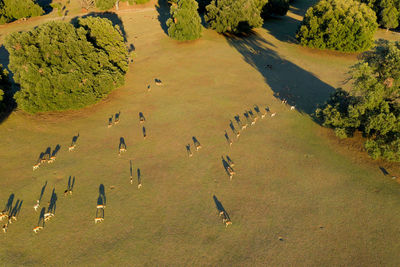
1;1;400;266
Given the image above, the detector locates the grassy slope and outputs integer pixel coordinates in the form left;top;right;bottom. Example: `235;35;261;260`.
1;1;400;266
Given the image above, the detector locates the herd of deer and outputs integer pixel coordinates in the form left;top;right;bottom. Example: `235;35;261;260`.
20;79;297;233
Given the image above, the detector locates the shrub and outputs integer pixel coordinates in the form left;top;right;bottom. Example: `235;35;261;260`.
205;0;264;33
166;0;202;41
316;40;400;161
0;0;44;24
296;0;378;52
5;17;129;113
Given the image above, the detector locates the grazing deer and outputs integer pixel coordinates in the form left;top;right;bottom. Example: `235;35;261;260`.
119;147;127;156
271;112;276;117
242;124;247;130
68;144;75;152
33;163;40;171
44;212;54;222
33;200;40;212
0;214;8;221
261;112;266;119
97;204;106;209
138;183;142;189
33;226;43;233
2;224;8;233
290;106;295;110
155;79;163;86
95;217;104;224
64;189;72;196
47;156;56;163
225;220;232;227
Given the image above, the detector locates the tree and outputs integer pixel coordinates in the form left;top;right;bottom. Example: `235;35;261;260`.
316;40;400;161
5;17;129;113
296;0;378;52
166;0;202;41
0;0;44;24
205;0;264;33
380;0;399;31
261;0;290;17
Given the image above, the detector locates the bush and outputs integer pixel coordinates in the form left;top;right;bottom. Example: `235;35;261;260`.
0;0;44;24
166;0;202;41
296;0;378;52
205;0;264;33
5;17;129;113
316;40;400;161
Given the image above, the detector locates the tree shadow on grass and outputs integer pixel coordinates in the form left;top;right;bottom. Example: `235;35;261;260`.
156;0;170;36
0;45;17;125
225;32;335;114
70;12;128;42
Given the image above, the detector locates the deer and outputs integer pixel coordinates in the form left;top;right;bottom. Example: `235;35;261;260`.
2;224;8;233
114;116;120;125
130;176;133;184
33;163;40;171
64;189;72;196
0;213;8;221
33;226;43;233
155;79;163;86
119;147;127;156
290;106;295;110
68;144;75;152
261;112;266;119
97;204;106;209
47;156;56;163
271;112;276;117
44;212;54;222
242;124;247;130
95;217;104;224
33;200;40;212
138;183;142;189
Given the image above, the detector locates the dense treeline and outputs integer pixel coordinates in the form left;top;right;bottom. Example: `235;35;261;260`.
0;0;44;24
316;40;400;161
5;17;129;113
357;0;400;30
296;0;378;52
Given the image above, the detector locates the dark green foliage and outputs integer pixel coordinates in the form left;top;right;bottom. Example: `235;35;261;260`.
356;0;400;31
205;0;264;33
0;0;44;24
134;0;150;3
316;40;400;161
5;17;129;113
166;0;202;41
261;0;289;17
0;65;10;110
96;0;115;10
379;0;399;30
296;0;378;52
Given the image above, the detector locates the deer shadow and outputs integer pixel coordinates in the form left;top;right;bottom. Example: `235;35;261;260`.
48;188;57;214
379;167;390;176
185;144;192;157
10;199;23;218
51;145;61;157
99;184;106;205
137;168;142;185
192;136;201;147
213;195;230;220
226;32;335;114
39;181;47;202
3;193;14;213
71;133;80;146
38;207;46;227
142;126;147;139
119;137;127;150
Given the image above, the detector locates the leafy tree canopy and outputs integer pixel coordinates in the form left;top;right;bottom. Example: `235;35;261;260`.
5;17;129;113
316;40;400;161
357;0;400;30
205;0;264;33
0;64;10;110
166;0;202;41
0;0;44;24
297;0;378;52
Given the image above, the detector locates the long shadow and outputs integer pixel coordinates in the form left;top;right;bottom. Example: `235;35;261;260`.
156;0;170;35
38;207;46;226
70;12;128;42
39;181;47;202
48;188;57;214
226;32;335;114
3;193;14;213
99;184;106;205
51;145;61;157
10;199;23;218
71;133;79;146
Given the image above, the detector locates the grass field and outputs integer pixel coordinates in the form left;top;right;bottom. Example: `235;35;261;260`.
1;1;400;265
